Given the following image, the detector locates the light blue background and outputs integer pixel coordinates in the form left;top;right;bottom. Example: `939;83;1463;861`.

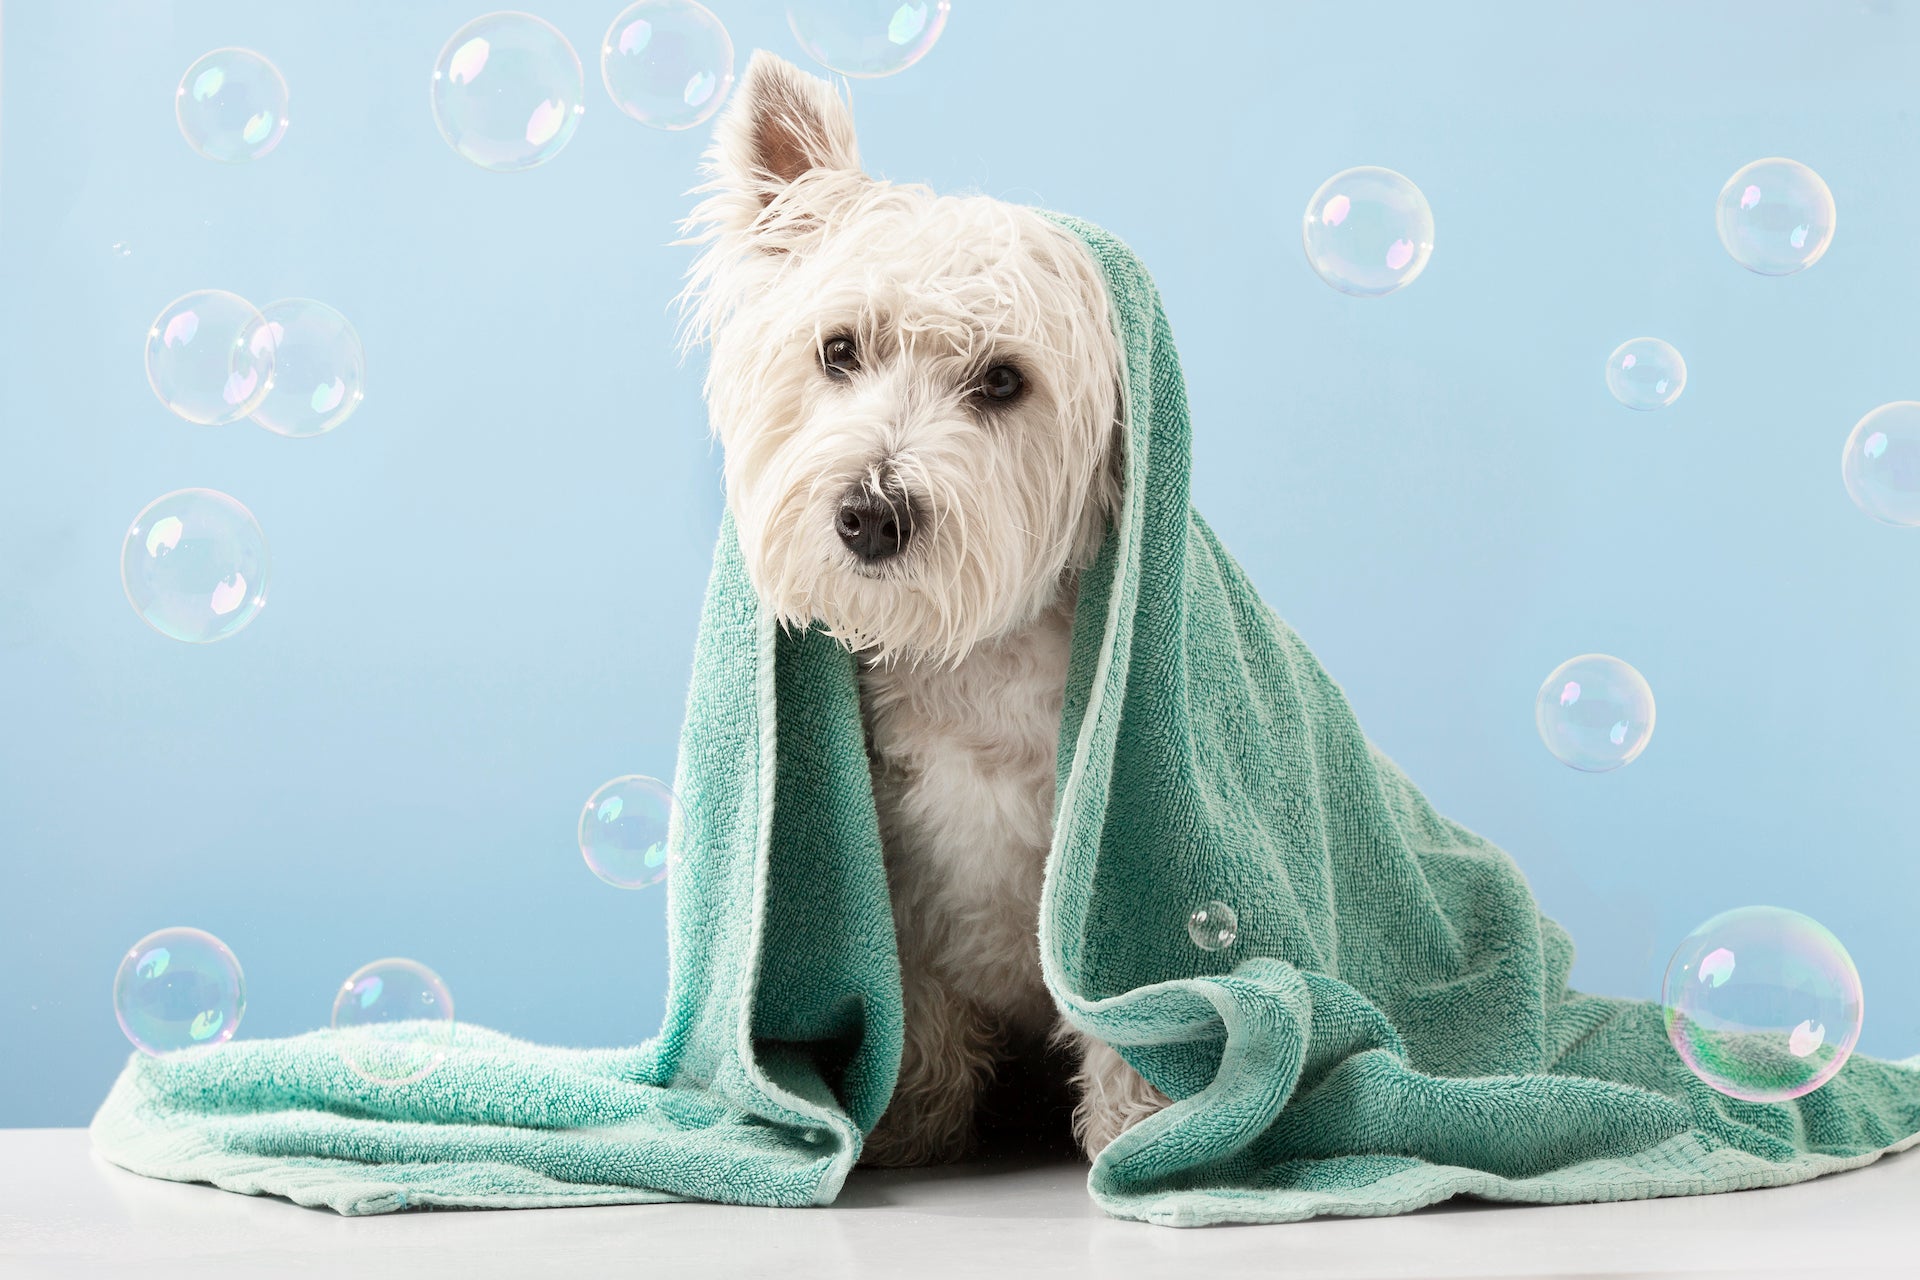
2;1;1916;1127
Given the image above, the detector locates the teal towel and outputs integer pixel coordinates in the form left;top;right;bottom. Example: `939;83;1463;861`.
92;215;1920;1225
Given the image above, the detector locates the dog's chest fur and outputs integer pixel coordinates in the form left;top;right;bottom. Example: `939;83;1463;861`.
858;589;1076;1036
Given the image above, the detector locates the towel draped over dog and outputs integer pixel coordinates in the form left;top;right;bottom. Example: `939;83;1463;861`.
90;215;1920;1225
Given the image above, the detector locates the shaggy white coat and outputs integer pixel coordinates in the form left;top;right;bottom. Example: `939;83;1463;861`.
682;51;1168;1164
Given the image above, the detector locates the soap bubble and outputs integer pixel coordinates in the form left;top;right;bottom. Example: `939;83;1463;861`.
431;12;586;172
113;927;245;1056
331;958;456;1086
176;48;289;163
579;774;682;889
601;1;734;130
145;290;277;426
247;299;366;438
1302;166;1434;297
787;1;951;78
1663;906;1862;1102
1716;158;1835;276
1841;402;1920;527
121;489;270;644
1605;337;1687;411
1535;654;1655;772
112;242;133;258
1187;901;1238;952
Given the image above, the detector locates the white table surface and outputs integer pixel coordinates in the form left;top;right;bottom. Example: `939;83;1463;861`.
1;1128;1915;1278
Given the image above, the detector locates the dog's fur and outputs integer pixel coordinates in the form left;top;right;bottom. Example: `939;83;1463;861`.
681;52;1169;1164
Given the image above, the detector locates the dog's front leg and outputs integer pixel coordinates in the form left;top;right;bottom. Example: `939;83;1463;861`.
860;965;1000;1167
1067;1028;1172;1159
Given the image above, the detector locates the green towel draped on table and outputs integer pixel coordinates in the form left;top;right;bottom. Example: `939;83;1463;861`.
91;214;1920;1226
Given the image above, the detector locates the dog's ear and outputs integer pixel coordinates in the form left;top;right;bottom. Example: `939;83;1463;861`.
706;51;863;225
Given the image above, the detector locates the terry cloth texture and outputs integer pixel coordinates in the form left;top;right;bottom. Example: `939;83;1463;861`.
91;215;1920;1225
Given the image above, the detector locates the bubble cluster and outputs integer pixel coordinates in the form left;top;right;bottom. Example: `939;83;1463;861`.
145;290;277;426
1302;166;1434;298
1715;158;1836;276
787;1;951;78
1535;654;1655;772
247;299;367;438
113;927;246;1056
176;48;289;163
579;775;682;888
1841;401;1920;527
121;489;270;643
1663;906;1862;1102
1187;901;1238;952
602;0;735;130
432;12;586;172
1605;337;1687;412
331;958;457;1086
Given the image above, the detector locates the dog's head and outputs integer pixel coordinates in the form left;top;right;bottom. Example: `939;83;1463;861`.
681;53;1121;667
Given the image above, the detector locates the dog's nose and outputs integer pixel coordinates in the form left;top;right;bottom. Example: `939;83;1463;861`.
835;487;914;563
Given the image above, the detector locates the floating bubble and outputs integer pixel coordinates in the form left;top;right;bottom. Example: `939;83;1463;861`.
1302;166;1434;297
1716;158;1835;276
1605;337;1687;411
1663;906;1862;1102
1535;654;1655;772
1187;901;1238;952
787;1;951;78
579;775;682;889
121;489;270;643
176;48;289;163
431;12;586;172
145;290;277;426
331;958;456;1086
601;0;735;130
1841;401;1920;527
113;927;245;1056
247;299;366;438
112;242;132;258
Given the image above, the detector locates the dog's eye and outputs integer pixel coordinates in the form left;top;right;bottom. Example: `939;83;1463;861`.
821;336;859;379
978;364;1024;402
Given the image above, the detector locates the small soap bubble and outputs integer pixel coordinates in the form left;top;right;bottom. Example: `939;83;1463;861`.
431;12;586;172
121;489;270;643
1841;401;1920;527
1302;166;1434;297
601;0;735;130
247;299;366;438
1605;337;1687;411
331;958;456;1085
1535;654;1655;772
1187;901;1238;952
1663;906;1862;1102
112;242;132;258
113;927;245;1056
787;1;950;78
176;48;289;163
146;290;277;426
1716;158;1835;276
579;775;682;888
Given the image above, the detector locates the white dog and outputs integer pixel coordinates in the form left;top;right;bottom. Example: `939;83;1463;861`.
682;52;1169;1165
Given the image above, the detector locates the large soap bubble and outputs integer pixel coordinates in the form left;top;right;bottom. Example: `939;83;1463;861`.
145;290;277;426
601;0;735;130
1841;402;1920;527
121;489;270;644
1715;158;1835;276
787;1;950;78
1534;654;1655;772
248;299;366;438
431;12;586;171
579;774;682;889
1605;337;1687;411
1663;906;1863;1102
113;927;245;1056
176;48;289;163
1302;166;1434;297
331;958;457;1086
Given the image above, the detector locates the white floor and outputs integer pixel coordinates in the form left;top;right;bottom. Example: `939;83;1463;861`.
0;1129;1914;1279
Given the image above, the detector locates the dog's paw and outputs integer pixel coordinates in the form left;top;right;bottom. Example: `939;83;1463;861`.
858;1106;976;1167
1070;1035;1172;1160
